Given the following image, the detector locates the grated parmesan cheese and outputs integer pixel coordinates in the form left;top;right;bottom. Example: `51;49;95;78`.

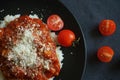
8;30;37;68
7;29;52;70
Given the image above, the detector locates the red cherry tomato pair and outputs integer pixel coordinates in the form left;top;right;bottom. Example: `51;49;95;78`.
97;20;116;63
47;14;76;47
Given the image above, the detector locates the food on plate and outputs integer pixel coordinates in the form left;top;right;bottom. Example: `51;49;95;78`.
0;14;63;80
99;19;116;36
0;28;4;38
97;46;114;62
47;14;64;31
57;29;75;47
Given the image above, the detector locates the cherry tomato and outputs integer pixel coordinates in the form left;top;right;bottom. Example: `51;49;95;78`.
99;20;116;36
57;29;75;47
47;14;64;31
97;46;114;62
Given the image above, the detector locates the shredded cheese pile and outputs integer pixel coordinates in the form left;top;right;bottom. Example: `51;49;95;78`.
8;30;37;68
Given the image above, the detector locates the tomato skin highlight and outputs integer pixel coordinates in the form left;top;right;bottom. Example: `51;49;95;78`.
47;14;64;31
97;46;114;63
99;20;116;36
57;30;75;47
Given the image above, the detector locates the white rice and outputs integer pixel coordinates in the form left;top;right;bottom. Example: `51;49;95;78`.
0;14;20;28
0;14;64;80
29;14;39;19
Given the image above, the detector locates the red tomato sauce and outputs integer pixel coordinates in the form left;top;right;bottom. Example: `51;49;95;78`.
0;15;60;80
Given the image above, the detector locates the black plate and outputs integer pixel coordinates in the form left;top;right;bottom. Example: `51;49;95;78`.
0;0;86;80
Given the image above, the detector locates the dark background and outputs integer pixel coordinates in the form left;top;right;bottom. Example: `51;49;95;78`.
60;0;120;80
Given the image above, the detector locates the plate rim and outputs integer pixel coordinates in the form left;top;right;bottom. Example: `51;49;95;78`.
58;0;87;80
